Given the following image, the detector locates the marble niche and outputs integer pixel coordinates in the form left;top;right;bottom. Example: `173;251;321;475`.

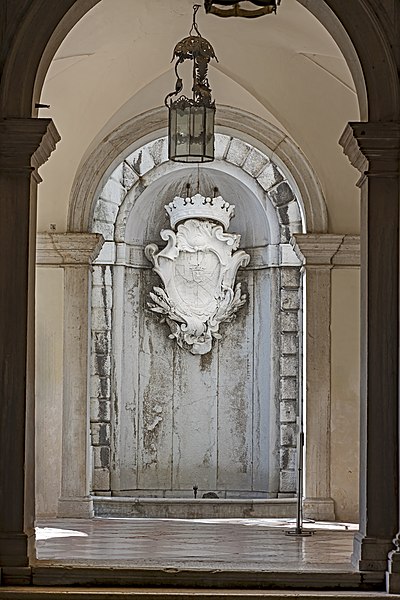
90;167;302;507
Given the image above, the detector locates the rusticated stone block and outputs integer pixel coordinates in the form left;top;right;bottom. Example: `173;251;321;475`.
269;181;295;207
91;220;114;241
90;398;111;422
281;332;298;355
280;224;291;242
214;134;230;160
148;138;168;166
280;423;296;446
280;469;296;493
280;377;297;400
242;147;269;177
280;400;297;423
90;375;111;399
280;447;297;470
99;177;126;205
93;198;120;224
280;355;298;377
281;268;301;289
126;146;155;176
281;289;300;311
122;161;139;190
92;265;112;287
226;138;251;166
93;467;110;491
280;312;299;332
257;163;284;191
91;353;111;378
91;285;112;310
91;423;110;446
94;445;111;469
92;331;112;356
278;200;301;227
91;307;111;331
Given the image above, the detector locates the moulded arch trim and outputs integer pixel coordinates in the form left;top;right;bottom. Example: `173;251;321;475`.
68;105;328;234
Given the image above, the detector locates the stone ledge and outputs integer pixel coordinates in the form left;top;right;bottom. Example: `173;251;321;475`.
93;497;297;519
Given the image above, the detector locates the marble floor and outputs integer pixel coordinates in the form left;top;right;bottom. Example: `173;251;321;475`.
35;517;357;572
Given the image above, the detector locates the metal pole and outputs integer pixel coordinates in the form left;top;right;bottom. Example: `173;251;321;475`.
285;270;313;537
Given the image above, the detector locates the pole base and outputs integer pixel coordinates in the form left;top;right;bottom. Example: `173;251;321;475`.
285;528;315;537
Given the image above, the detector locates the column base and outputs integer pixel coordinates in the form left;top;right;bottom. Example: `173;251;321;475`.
303;497;335;521
0;533;29;567
352;530;394;571
58;496;94;518
386;538;400;593
0;566;32;585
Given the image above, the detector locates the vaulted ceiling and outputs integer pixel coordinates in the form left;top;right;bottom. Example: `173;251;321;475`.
38;0;360;234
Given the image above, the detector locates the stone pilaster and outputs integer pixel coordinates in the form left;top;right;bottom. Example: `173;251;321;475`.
340;122;400;579
0;119;59;570
292;234;348;521
278;266;301;495
37;233;104;518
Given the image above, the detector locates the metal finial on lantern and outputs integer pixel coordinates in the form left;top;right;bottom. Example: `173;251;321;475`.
165;4;217;163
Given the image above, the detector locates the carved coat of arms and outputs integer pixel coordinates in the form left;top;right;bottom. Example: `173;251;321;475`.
145;193;250;355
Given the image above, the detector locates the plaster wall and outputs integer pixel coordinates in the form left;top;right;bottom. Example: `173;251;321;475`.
330;267;360;523
35;268;64;517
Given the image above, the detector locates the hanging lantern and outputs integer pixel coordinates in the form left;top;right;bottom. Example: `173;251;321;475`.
165;5;217;163
204;0;280;18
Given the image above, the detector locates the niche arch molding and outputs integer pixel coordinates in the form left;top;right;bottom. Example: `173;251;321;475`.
68;106;328;236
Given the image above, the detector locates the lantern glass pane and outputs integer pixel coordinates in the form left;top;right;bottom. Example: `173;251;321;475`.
189;106;206;158
168;104;215;162
205;107;215;158
168;106;177;159
175;108;190;158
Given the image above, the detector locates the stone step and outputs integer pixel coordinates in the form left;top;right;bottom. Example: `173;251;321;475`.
93;497;297;519
0;589;400;600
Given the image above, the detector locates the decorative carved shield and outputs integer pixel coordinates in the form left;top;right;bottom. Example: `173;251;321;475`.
145;217;250;355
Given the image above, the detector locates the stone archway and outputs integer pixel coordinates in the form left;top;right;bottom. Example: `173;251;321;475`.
0;0;399;588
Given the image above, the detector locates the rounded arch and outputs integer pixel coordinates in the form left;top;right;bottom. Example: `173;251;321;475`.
91;136;294;247
0;0;101;117
1;0;398;123
68;106;326;235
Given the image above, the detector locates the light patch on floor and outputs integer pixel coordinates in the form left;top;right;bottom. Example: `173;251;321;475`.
36;527;88;541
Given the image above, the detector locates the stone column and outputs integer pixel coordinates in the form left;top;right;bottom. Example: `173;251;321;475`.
292;234;347;522
340;122;400;577
0;119;59;572
37;234;104;518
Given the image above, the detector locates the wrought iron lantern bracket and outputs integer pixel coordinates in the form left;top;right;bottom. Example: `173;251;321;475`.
164;5;218;163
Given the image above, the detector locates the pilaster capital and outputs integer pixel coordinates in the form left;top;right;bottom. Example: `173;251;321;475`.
291;234;360;267
339;121;400;184
0;118;60;182
36;233;104;266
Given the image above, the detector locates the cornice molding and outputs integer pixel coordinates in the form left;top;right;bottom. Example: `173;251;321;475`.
36;233;104;266
340;121;400;184
292;233;360;267
0;118;60;182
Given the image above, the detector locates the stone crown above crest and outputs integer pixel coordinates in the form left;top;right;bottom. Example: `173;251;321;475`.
165;192;235;230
